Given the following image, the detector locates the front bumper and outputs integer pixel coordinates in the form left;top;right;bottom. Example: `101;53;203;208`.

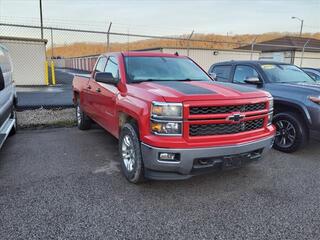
141;135;275;180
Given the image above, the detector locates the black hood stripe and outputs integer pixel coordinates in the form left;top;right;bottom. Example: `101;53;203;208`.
213;82;257;93
153;81;215;95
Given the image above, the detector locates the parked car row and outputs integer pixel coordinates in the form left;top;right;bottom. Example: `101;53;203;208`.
1;45;319;184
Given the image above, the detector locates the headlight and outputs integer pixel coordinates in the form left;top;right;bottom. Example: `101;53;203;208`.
151;102;182;119
268;97;274;110
151;120;182;135
151;102;183;135
267;97;274;126
309;96;320;105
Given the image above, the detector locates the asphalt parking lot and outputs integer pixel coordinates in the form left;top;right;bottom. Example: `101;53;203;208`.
1;127;320;240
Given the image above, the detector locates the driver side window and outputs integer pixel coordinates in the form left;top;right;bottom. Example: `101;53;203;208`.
233;65;259;84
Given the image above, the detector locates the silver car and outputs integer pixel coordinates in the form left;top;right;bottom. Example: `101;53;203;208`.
0;44;17;149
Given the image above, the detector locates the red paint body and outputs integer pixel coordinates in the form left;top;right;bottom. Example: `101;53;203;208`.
73;52;275;149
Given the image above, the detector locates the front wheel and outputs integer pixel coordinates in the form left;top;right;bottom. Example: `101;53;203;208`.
119;123;145;183
273;112;308;153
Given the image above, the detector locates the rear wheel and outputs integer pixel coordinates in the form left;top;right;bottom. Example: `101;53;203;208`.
273;112;308;153
76;100;91;130
119;123;145;183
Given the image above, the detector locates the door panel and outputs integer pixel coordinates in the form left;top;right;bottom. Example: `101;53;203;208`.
85;57;108;120
91;56;120;135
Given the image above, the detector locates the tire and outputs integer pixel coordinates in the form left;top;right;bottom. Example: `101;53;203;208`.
273;112;308;153
76;99;91;130
119;123;145;183
9;106;17;136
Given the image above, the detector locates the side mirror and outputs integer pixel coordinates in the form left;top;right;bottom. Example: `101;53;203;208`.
244;76;262;85
209;72;217;80
0;67;5;91
95;72;118;85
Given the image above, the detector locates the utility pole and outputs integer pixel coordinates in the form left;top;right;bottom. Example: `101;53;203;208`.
39;0;44;39
291;16;304;37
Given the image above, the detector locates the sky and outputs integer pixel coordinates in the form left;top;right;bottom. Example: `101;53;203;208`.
0;0;319;36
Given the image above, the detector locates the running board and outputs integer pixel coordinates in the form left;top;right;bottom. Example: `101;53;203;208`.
0;117;15;149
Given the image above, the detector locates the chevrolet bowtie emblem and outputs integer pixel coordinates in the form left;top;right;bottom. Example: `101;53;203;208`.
227;113;245;122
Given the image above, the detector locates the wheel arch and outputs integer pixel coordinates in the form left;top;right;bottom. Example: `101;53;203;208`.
118;112;140;137
274;99;311;127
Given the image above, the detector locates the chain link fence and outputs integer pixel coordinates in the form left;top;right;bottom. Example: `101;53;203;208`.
0;22;319;109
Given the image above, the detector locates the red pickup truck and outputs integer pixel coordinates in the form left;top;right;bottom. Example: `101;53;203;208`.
73;52;275;183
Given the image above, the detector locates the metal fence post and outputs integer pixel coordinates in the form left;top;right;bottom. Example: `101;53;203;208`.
250;36;258;60
187;30;194;57
50;27;54;59
107;22;112;52
300;39;310;67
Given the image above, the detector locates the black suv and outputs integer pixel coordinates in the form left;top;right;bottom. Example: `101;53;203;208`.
209;61;320;153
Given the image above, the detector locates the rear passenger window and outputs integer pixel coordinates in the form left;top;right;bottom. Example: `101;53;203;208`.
211;65;232;81
233;65;259;84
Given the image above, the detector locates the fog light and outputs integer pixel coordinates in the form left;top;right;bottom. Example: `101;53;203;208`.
159;152;179;161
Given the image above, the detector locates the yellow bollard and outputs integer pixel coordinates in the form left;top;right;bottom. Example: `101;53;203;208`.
51;61;56;85
44;61;49;85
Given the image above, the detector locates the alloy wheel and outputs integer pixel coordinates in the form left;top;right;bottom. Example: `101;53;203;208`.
275;120;296;148
122;135;136;172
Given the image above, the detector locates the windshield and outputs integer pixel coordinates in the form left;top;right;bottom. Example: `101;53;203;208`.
261;64;316;84
125;56;212;82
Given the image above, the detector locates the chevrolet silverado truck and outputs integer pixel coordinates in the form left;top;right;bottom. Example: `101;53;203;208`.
0;44;17;149
73;52;275;183
209;61;320;153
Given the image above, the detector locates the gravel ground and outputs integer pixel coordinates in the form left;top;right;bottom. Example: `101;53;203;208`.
17;108;76;128
1;128;320;240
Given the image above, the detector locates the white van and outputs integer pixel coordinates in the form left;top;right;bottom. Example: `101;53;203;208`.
0;44;17;149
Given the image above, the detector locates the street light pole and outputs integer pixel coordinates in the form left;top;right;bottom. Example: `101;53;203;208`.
39;0;44;39
291;16;304;37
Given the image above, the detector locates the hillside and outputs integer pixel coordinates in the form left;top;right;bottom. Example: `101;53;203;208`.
48;32;320;58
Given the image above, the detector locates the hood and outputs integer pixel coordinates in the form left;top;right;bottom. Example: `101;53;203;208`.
128;81;269;102
265;82;320;99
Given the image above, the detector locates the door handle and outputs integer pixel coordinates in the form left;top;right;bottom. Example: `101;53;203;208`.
87;85;92;89
96;88;101;93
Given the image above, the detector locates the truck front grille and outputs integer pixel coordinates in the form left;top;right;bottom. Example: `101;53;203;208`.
190;103;266;115
189;119;264;136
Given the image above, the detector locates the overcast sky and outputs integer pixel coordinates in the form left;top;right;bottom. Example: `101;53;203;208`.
0;0;319;35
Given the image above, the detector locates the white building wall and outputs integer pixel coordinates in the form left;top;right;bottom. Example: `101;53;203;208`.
259;51;293;64
293;51;320;68
161;48;260;71
0;39;46;86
